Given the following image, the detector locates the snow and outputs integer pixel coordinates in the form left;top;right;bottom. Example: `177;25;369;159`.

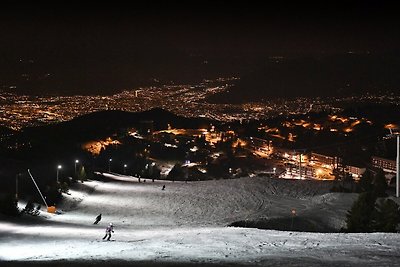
1;174;400;266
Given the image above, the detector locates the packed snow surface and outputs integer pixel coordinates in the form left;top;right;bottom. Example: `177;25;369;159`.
0;173;399;266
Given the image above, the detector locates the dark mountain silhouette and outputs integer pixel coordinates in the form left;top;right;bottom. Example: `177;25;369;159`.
0;49;238;96
207;53;400;103
12;108;213;149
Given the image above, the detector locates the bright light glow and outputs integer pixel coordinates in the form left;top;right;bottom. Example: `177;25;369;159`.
198;168;207;173
313;124;322;131
190;146;199;152
82;137;121;155
0;171;396;264
164;143;178;148
58;165;62;169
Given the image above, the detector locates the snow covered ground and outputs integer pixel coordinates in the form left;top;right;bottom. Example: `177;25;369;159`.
0;173;399;266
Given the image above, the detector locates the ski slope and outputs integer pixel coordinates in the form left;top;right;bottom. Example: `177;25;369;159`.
0;173;399;266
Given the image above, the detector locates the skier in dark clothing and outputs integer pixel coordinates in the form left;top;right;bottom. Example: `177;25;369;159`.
93;214;102;224
162;185;165;190
102;223;114;241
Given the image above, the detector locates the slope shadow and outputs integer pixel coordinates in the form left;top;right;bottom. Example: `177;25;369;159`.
228;216;338;233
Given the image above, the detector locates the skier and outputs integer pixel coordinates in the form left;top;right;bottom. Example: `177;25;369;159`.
102;223;114;241
162;185;165;190
93;213;102;224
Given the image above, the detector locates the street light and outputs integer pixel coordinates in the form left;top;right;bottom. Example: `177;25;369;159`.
124;164;127;174
108;158;112;173
56;165;62;184
273;167;276;174
151;162;156;182
385;130;400;197
15;173;20;200
397;134;400;197
291;208;296;230
74;159;79;176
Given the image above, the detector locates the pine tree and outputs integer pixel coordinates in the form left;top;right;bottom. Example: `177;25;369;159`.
373;199;400;232
373;169;388;197
59;182;69;194
23;200;35;214
45;184;62;206
359;169;373;192
346;192;377;232
78;166;87;182
0;194;20;217
167;163;183;181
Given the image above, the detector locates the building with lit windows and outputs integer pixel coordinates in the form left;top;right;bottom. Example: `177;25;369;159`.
310;152;342;169
371;156;396;173
345;165;366;180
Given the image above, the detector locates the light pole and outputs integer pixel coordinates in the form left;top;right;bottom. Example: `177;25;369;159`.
15;173;20;200
397;135;399;197
74;159;79;176
151;162;156;182
299;153;302;179
150;162;155;173
108;158;112;173
124;164;127;174
56;165;62;184
386;130;399;197
291;208;296;230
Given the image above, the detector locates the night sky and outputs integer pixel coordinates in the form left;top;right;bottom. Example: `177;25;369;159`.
0;1;399;97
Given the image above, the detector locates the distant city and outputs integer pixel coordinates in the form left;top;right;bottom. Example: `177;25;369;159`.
1;77;399;130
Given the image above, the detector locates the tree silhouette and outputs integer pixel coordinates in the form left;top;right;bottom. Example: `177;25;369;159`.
0;194;20;217
373;169;388;197
167;163;184;181
373;198;400;232
78;166;87;182
359;169;373;193
346;192;376;232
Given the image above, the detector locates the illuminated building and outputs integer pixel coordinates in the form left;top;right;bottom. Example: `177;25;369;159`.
371;156;396;173
345;165;366;180
310;152;342;169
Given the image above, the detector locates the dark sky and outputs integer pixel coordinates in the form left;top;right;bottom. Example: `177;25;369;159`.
0;1;399;96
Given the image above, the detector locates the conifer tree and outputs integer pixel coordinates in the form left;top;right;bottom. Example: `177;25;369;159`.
373;169;388;197
0;194;20;216
359;169;373;192
23;200;35;214
167;163;183;181
373;199;400;232
78;166;87;182
346;192;376;232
